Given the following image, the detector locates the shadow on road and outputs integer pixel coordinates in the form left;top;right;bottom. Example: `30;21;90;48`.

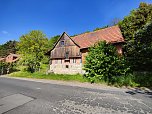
126;88;152;98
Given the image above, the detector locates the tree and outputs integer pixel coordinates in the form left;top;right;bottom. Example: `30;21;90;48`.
119;2;152;70
17;30;49;72
133;21;152;71
0;62;16;75
48;35;60;49
109;18;121;26
84;41;131;83
0;40;18;57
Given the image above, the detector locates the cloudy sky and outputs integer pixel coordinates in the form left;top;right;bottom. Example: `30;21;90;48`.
0;0;152;44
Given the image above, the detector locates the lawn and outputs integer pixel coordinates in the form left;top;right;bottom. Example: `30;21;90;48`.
9;71;88;82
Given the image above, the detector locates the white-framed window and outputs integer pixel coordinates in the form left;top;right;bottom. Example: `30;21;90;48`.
73;58;76;63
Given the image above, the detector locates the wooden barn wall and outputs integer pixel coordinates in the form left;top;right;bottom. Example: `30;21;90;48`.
51;33;81;59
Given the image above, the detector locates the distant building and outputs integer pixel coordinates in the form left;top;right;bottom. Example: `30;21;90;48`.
0;58;5;62
0;53;20;63
46;25;125;74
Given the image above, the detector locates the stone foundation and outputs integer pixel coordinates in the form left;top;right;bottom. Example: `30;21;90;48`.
49;63;84;74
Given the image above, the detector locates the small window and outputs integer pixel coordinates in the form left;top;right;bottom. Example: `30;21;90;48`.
65;52;69;59
73;58;76;63
66;65;69;68
60;41;64;46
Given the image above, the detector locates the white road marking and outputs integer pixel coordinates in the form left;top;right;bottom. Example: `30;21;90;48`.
36;88;41;90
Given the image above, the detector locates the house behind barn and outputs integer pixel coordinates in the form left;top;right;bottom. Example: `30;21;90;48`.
0;53;20;63
47;25;124;74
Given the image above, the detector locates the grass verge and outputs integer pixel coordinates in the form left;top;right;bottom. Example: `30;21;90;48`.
9;71;88;82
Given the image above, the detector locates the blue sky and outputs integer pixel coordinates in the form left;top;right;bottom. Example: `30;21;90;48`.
0;0;152;44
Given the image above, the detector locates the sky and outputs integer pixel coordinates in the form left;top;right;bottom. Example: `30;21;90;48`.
0;0;152;44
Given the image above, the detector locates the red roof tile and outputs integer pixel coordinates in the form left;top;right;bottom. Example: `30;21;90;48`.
0;58;5;61
72;25;124;49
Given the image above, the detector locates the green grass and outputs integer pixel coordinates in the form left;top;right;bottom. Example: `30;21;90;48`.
9;71;88;82
9;64;152;88
9;64;88;83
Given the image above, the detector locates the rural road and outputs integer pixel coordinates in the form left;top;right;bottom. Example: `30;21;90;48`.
0;76;152;114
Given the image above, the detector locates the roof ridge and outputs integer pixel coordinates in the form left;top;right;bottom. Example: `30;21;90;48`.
72;25;119;38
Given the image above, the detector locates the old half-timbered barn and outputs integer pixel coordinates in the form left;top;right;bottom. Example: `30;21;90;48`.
47;25;125;74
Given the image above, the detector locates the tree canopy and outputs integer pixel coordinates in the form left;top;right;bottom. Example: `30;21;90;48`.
133;21;152;71
17;30;49;72
119;2;152;56
119;2;152;71
48;35;60;49
0;40;17;57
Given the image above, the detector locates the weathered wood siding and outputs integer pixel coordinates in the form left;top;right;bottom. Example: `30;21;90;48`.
81;48;89;64
51;33;81;59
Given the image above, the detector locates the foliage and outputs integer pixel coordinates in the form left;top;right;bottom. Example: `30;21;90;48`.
111;74;138;87
93;25;109;31
17;30;49;73
133;72;152;87
112;72;152;87
0;62;17;75
109;18;121;26
84;41;131;84
48;35;60;49
132;22;152;71
0;40;17;57
119;2;152;71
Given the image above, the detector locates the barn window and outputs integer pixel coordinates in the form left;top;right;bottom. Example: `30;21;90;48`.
65;52;69;59
60;41;64;46
73;58;76;63
66;65;69;68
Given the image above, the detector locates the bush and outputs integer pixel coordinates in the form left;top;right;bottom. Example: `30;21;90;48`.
84;41;131;84
111;74;138;87
0;62;17;75
133;72;152;87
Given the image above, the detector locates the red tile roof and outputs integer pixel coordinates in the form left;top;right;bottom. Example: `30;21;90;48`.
0;58;5;61
72;25;124;49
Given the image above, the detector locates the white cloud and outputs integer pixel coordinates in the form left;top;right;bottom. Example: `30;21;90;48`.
1;30;8;34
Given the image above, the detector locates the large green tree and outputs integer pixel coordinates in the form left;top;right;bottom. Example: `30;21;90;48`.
133;21;152;71
119;2;152;54
119;2;152;71
17;30;49;72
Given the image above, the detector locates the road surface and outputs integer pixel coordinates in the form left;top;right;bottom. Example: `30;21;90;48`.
0;77;152;114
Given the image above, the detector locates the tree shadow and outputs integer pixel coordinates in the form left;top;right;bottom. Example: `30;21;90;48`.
126;87;152;98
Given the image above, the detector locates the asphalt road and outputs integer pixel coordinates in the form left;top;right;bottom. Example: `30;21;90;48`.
0;77;152;114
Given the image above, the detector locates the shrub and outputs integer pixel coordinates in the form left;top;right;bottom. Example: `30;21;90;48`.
133;72;152;87
84;41;131;84
0;62;17;75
